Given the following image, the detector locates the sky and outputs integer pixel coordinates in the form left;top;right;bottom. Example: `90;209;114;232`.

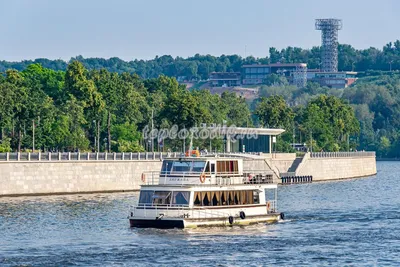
0;0;399;61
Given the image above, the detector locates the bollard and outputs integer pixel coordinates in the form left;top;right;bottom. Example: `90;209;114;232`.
138;152;140;160
28;152;31;161
58;152;61;161
17;152;20;161
122;152;125;160
96;152;99;160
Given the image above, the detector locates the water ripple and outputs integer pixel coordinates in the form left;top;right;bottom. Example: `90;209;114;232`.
0;161;399;266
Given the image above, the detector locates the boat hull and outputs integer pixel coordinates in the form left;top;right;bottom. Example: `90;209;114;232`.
130;218;184;228
129;213;282;229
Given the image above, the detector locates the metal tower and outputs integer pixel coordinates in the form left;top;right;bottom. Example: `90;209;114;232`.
315;19;342;72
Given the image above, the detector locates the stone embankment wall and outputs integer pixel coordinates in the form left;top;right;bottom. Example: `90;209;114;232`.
0;160;163;196
243;152;377;182
296;155;377;181
0;152;377;196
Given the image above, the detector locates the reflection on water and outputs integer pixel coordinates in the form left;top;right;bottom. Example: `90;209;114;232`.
0;162;399;266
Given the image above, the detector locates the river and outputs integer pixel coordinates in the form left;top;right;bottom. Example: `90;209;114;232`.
0;161;399;266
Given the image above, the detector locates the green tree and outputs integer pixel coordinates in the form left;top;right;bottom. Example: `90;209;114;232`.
255;96;294;129
301;95;360;151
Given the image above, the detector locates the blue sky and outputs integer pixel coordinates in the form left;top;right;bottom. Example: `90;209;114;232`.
0;0;399;61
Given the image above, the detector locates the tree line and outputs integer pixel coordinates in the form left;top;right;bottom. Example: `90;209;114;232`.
0;61;364;155
258;73;400;158
1;40;400;80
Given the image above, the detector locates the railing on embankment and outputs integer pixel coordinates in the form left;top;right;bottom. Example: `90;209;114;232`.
0;152;182;162
0;151;268;162
310;151;376;158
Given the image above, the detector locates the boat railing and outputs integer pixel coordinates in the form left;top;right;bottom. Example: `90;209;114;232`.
132;204;239;220
266;200;277;213
141;170;275;186
132;204;189;218
189;207;231;219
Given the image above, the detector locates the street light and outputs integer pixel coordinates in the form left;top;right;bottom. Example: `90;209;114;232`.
93;120;96;151
103;138;107;152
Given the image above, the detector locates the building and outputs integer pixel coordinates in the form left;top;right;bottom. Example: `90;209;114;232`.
241;63;307;87
308;71;357;88
209;72;241;87
191;126;285;154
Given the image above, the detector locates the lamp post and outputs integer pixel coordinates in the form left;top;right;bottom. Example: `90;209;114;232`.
93;120;96;152
151;109;154;153
32;119;35;152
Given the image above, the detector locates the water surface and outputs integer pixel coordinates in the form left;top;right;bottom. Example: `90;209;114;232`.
0;162;399;266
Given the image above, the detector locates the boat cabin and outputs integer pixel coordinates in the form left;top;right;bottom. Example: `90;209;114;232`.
141;157;272;186
137;186;277;212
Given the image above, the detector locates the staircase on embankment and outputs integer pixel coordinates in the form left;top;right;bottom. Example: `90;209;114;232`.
280;154;313;184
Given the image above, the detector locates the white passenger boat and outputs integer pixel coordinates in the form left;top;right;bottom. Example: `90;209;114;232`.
128;156;284;228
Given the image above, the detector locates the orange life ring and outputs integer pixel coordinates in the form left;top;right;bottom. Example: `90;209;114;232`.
199;173;206;183
266;201;271;212
141;173;146;183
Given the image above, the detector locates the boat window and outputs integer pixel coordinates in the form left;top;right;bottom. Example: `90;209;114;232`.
171;160;206;173
247;191;254;204
221;191;227;205
152;191;172;205
203;192;211;206
192;161;206;172
231;161;239;173
205;162;210;173
138;190;154;205
234;191;240;205
192;190;261;206
172;161;192;172
228;191;234;205
240;191;246;205
211;163;215;173
217;161;225;173
194;192;201;206
172;191;190;205
161;160;173;174
212;192;219;206
253;191;260;204
216;160;238;174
